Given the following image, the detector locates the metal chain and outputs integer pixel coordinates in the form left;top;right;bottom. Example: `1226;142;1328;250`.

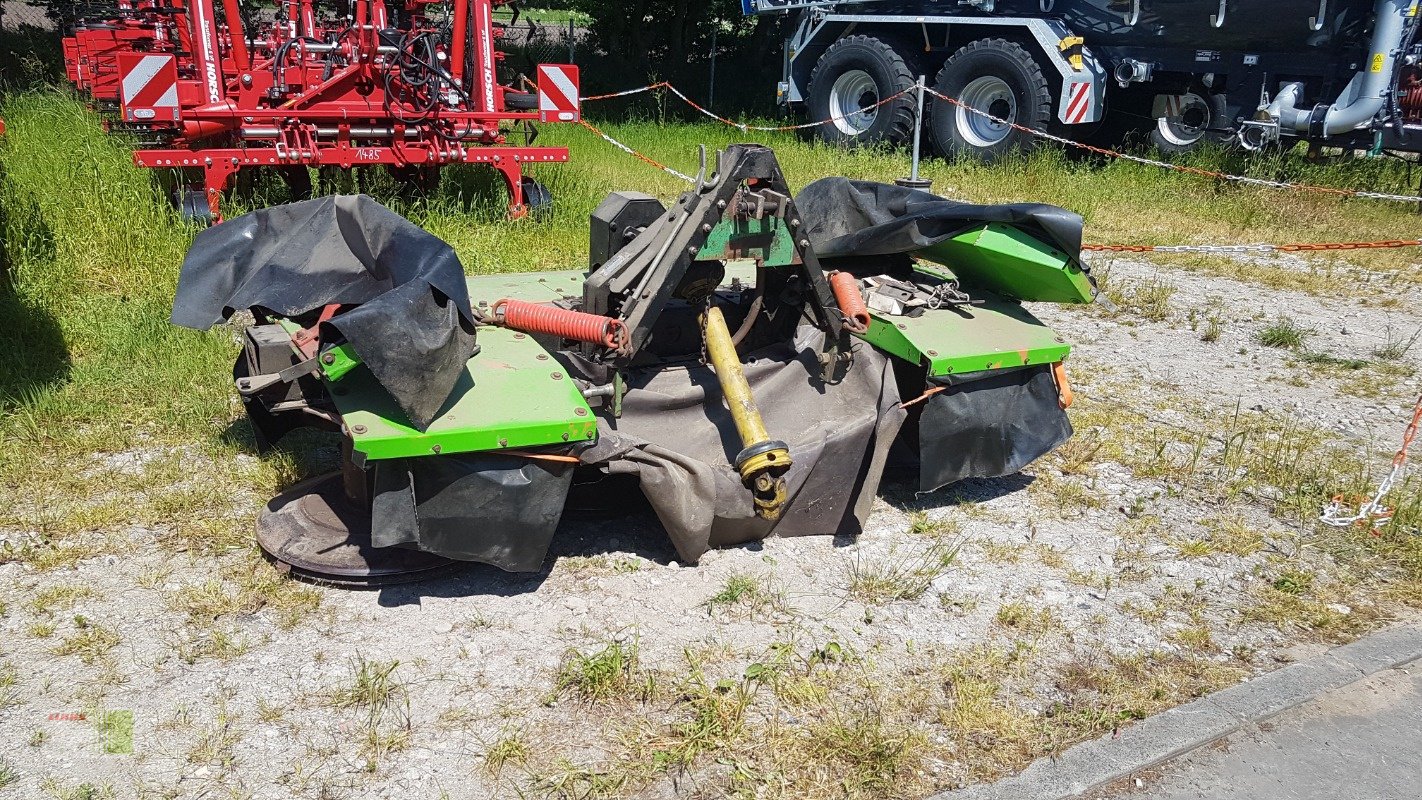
576;119;695;183
584;80;1422;204
921;87;1422;204
1321;392;1422;529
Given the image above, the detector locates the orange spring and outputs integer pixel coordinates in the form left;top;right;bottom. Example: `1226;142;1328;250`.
828;272;872;332
492;298;625;348
1403;85;1422;121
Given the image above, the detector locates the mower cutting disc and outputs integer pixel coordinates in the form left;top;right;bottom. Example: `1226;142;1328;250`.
256;473;458;587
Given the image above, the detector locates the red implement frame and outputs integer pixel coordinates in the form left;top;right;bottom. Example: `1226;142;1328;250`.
62;0;575;221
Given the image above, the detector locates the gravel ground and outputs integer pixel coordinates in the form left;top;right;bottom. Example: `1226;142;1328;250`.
2;252;1421;799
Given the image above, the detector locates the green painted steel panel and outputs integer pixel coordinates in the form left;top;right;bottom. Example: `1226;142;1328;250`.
319;342;361;382
695;216;799;266
334;326;596;461
916;223;1094;305
858;289;1071;377
466;270;587;308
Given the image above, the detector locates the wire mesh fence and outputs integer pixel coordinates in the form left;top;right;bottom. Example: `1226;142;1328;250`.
1;1;54;30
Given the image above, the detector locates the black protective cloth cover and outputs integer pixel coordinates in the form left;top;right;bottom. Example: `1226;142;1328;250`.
917;365;1073;493
370;453;575;572
170;195;477;429
576;327;906;564
794;177;1084;264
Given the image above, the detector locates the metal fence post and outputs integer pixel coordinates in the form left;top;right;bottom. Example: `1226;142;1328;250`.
708;28;718;110
896;75;933;190
568;17;575;64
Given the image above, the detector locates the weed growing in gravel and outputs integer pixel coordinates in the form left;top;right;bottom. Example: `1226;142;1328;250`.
28;584;96;615
1052;650;1243;738
1257;316;1314;348
173;628;250;664
1372;326;1422;361
1097;268;1177;322
847;537;961;604
1199;515;1267;557
484;731;531;775
707;573;763;606
329;658;413;768
1200;314;1223;342
39;779;117;799
50;618;120;665
169;557;321;629
908;511;954;535
0;662;16;710
549;638;649;704
0;758;16;789
1294;350;1369;370
994;601;1060;637
533;760;630;800
559;555;643;575
644;671;754;771
186;701;241;770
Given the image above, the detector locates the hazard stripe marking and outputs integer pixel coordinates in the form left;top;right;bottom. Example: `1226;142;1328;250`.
539;66;579;113
121;55;169;105
1065;83;1089;123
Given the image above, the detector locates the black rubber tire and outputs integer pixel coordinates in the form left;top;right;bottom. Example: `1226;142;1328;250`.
1150;90;1230;155
806;35;917;148
928;38;1051;162
504;90;539;111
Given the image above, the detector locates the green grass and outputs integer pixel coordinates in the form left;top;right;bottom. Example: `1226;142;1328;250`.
549;638;648;704
1257;316;1314;348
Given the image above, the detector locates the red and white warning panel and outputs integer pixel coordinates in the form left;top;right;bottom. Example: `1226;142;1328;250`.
117;52;179;123
537;64;581;123
1058;79;1100;125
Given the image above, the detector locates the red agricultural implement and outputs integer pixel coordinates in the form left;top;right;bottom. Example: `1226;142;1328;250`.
61;1;579;222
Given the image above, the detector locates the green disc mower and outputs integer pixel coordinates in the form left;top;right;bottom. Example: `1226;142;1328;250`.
172;144;1094;585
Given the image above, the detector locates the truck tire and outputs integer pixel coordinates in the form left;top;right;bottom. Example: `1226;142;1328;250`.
806;35;917;148
929;39;1051;162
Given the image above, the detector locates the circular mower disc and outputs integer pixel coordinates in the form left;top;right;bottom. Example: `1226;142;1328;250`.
257;472;458;588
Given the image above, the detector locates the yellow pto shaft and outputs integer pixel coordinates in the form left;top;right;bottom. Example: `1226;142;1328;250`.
702;306;792;520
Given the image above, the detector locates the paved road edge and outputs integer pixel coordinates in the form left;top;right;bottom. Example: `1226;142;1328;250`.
930;621;1422;800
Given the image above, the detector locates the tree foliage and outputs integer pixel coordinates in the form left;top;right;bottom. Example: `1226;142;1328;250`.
569;0;786;109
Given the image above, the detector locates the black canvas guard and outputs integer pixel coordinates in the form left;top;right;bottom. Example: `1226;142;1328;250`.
917;365;1073;493
170;195;477;430
370;453;575;572
794;177;1084;266
575;327;906;564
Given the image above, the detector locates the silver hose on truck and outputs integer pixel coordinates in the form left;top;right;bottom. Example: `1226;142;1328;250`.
1271;0;1412;136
